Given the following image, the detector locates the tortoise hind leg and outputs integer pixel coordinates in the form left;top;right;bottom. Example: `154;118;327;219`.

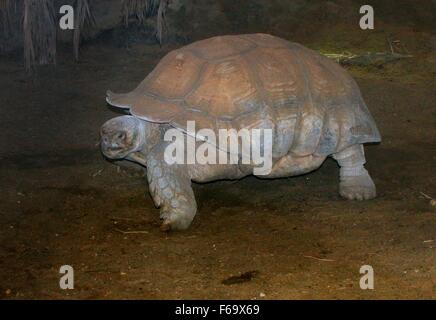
333;144;376;200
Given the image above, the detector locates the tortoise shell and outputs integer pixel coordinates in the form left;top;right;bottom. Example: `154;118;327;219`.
107;34;380;156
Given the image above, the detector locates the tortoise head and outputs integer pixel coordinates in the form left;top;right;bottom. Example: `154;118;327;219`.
100;115;146;159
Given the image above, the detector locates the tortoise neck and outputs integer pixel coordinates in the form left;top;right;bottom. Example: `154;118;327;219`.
136;121;161;154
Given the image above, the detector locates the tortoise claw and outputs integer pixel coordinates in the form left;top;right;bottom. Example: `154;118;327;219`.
160;221;172;232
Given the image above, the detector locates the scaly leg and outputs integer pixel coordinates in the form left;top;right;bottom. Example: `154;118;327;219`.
333;144;376;200
146;147;197;231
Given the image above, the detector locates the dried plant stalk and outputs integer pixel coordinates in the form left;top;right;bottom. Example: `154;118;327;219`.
122;0;167;44
0;0;11;32
73;0;95;61
156;0;168;45
0;0;22;55
0;0;19;37
122;0;160;26
0;0;11;12
23;0;56;72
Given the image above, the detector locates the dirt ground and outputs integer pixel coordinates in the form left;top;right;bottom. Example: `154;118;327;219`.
1;26;436;299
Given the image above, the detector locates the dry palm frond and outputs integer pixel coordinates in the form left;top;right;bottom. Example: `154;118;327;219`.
23;0;56;72
0;0;11;31
73;0;95;61
0;0;19;36
0;0;22;55
122;0;160;26
0;0;12;12
156;0;168;45
122;0;168;44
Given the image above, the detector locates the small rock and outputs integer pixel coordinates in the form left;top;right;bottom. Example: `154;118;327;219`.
430;199;436;207
259;292;266;298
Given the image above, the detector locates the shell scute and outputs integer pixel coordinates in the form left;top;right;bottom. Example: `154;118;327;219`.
186;35;256;60
146;50;205;99
185;56;260;119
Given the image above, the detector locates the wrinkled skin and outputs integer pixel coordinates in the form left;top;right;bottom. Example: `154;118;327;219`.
101;115;377;231
101;116;146;159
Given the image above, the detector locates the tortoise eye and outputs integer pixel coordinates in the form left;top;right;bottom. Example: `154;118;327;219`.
116;132;126;140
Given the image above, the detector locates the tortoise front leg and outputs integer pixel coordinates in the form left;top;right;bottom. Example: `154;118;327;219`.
146;151;197;231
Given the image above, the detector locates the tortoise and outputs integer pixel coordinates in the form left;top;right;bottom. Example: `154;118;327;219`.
101;34;381;231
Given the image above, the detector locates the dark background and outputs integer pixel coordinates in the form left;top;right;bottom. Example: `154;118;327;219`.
0;0;435;299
